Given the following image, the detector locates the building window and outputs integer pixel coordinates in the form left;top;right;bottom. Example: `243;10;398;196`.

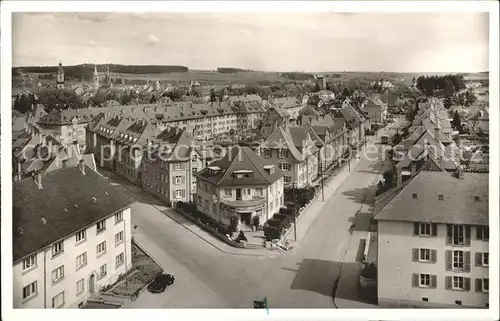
175;176;182;184
452;276;464;290
453;250;464;270
419;274;430;287
22;281;37;300
256;188;263;196
76;278;84;295
476;226;489;241
281;163;290;171
115;212;123;223
224;188;232;197
192;167;198;175
75;229;86;243
482;278;489;293
52;265;64;284
420;223;431;236
278;149;288;158
284;176;292;183
115;231;124;245
419;249;430;261
99;264;107;279
52;291;65;308
116;253;124;267
482;253;489;266
263;149;271;158
76;252;87;269
52;241;64;257
96;241;107;256
452;224;465;245
96;219;106;234
22;254;37;272
174;163;183;170
175;189;185;199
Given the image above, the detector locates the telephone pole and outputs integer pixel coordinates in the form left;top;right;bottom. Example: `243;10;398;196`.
292;182;297;241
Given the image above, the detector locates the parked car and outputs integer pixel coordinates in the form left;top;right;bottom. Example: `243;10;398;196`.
147;273;175;293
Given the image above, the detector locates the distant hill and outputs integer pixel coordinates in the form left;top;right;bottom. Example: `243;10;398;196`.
13;64;189;80
217;67;252;74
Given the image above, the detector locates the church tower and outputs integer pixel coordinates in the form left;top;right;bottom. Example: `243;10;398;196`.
56;62;65;90
93;65;100;91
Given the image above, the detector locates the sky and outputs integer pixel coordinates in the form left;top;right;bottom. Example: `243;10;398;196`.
12;12;490;72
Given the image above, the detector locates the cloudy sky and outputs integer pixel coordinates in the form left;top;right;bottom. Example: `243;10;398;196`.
12;12;489;72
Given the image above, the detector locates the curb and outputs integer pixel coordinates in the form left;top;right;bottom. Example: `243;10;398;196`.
132;239;165;272
158;207;276;258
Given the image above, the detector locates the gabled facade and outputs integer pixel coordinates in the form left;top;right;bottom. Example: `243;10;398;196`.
195;147;285;231
260;105;290;138
141;127;206;205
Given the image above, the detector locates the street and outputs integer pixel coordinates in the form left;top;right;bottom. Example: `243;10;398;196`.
98;128;392;309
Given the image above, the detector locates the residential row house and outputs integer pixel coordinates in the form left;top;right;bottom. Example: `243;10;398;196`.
258;124;319;188
141;127;207;206
195;146;285;231
12;131;96;181
13;164;133;309
363;96;388;127
375;168;488;308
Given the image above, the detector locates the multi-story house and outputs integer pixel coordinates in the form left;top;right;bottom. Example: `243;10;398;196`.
270;97;303;123
258;125;319;187
36;110;90;152
114;120;158;185
141;127;206;206
375;169;489;308
468;104;489;137
363;96;388;127
195;146;285;231
260;105;290;138
13;163;133;308
13;132;96;181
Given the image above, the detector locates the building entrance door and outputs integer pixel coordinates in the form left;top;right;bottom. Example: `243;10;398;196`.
89;274;96;293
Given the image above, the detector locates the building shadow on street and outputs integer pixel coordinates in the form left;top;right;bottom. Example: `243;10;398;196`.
342;186;376;205
282;259;377;306
335;262;378;306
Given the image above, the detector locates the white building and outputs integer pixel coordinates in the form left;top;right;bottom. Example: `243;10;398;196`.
13;163;133;309
195;146;285;231
375;170;489;308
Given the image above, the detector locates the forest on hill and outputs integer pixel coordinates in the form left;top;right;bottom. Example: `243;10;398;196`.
13;64;189;80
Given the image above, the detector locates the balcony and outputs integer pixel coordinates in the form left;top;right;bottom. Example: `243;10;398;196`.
220;196;266;213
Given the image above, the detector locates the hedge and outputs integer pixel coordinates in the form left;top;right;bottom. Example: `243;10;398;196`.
175;201;235;235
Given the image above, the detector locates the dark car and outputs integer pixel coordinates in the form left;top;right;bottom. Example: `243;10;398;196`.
147;273;175;294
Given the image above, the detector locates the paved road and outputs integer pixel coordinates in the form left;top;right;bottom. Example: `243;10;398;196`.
99;132;387;309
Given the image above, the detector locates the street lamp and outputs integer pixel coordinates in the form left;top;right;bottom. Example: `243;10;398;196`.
291;182;297;241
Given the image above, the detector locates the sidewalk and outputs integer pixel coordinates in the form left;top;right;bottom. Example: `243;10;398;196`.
285;150;364;243
98;167;279;258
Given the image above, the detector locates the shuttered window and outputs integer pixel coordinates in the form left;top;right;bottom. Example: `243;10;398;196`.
412;273;437;288
413;222;437;236
446;276;470;291
412;248;437;263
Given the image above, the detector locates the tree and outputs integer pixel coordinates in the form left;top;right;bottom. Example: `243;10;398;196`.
210;88;217;102
443;78;456;96
465;90;477;107
342;87;351;98
452;111;463;133
443;95;452;109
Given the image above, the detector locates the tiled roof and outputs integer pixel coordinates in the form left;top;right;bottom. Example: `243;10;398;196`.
375;171;488;225
13;166;134;262
152;128;199;162
196;146;284;186
262;125;304;161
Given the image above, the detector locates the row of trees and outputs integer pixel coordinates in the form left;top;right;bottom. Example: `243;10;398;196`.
416;74;466;97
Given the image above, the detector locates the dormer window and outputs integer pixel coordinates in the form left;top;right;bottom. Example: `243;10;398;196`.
474;196;481;202
233;170;253;178
412;193;418;199
263;165;275;175
207;166;221;176
438;194;444;201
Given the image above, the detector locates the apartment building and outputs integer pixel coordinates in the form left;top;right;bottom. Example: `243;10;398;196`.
363;96;388;127
141;127;206;205
270;96;303;122
13;164;133;309
195;146;285;231
258;125;319;187
375;170;489;308
36;109;90;152
13;132;96;181
260;105;290;138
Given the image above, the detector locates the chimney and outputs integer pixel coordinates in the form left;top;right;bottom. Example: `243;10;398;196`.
34;172;43;189
79;159;86;175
